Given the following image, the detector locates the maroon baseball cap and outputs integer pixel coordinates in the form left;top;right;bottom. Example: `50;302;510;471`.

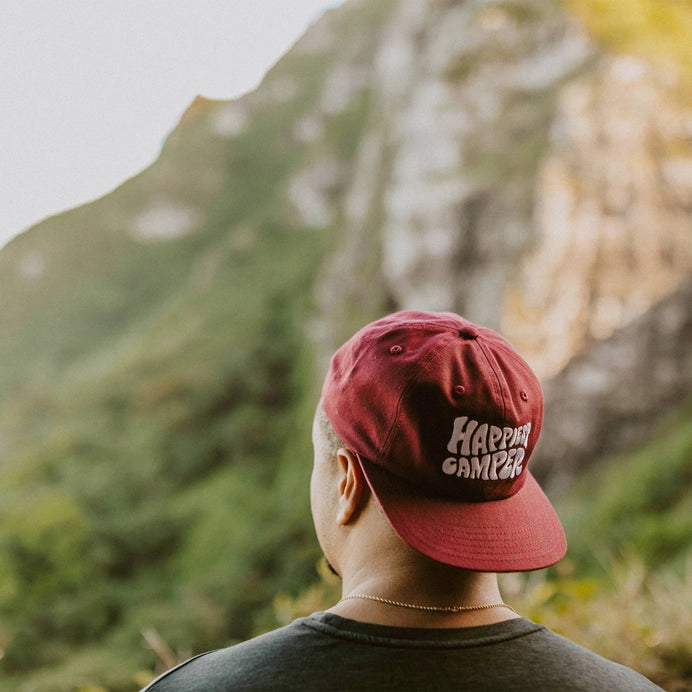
321;310;566;572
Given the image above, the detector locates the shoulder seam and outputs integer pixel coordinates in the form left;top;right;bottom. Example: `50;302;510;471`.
138;651;216;691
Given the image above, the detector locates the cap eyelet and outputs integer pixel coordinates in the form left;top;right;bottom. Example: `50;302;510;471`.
454;385;466;396
520;389;528;401
389;345;403;355
458;325;479;340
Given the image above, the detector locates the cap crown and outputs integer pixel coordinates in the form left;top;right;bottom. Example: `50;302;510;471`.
322;311;543;503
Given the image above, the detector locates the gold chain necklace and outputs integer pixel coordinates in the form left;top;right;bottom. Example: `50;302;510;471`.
339;593;517;614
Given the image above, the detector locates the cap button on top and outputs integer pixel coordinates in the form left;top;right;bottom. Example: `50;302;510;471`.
458;325;479;340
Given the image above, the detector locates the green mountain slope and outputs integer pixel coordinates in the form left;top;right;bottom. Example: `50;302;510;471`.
0;0;689;690
0;3;396;688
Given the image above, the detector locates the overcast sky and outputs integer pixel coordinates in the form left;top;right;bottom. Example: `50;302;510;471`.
1;0;342;248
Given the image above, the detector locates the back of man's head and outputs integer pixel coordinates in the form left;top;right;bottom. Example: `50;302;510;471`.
320;310;567;573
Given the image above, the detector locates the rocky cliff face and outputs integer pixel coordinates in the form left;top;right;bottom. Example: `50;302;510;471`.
3;0;690;487
533;278;692;490
506;53;692;377
291;0;692;488
306;0;691;385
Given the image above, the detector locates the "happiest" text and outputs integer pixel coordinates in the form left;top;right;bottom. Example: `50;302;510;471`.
441;416;531;480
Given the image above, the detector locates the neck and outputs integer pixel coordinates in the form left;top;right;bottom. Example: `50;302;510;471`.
330;550;518;628
327;492;519;628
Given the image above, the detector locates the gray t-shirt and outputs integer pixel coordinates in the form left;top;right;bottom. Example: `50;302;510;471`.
143;612;663;691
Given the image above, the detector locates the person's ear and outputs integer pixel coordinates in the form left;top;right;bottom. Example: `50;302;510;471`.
335;448;366;526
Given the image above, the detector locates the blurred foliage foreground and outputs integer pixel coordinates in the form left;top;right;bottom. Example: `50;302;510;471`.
3;390;689;692
0;0;691;689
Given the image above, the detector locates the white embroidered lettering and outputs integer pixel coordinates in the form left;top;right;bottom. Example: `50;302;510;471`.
446;416;478;456
441;418;531;483
500;427;514;450
470;454;490;481
490;450;507;480
517;424;526;447
498;448;516;479
457;457;471;478
513;447;525;477
488;425;503;452
470;423;489;456
442;457;458;475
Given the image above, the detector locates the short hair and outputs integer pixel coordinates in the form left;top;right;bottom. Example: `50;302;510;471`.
315;402;345;462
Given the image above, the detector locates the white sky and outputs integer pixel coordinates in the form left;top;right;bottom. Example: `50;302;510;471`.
1;0;342;248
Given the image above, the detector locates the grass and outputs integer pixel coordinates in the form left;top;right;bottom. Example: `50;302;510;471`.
501;554;692;690
556;401;692;574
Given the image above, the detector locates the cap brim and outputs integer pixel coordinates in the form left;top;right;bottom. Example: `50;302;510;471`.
358;456;567;572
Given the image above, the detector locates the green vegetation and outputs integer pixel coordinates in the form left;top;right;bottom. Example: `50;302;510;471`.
0;227;327;690
501;554;692;691
558;403;692;574
543;403;692;688
0;1;689;690
0;3;400;689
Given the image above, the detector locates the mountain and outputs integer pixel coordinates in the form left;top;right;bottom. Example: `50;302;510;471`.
0;0;690;689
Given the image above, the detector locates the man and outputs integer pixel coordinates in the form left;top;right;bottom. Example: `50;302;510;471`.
143;310;662;691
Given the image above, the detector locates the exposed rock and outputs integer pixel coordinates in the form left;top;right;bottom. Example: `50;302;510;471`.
312;0;690;386
287;158;346;228
309;0;691;494
130;200;200;241
533;279;692;493
505;55;692;376
292;6;339;55
316;0;596;352
319;64;370;115
211;103;249;138
293;114;325;143
18;252;46;280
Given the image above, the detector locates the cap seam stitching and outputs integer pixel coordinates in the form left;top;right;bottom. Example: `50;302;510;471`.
380;332;456;460
474;338;506;419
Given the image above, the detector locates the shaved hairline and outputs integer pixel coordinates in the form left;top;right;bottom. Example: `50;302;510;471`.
315;402;346;460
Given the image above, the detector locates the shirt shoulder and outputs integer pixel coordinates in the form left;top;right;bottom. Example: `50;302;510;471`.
141;613;663;692
521;626;664;691
140;618;317;691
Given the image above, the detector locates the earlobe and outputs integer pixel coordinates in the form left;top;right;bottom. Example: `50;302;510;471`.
335;448;365;526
